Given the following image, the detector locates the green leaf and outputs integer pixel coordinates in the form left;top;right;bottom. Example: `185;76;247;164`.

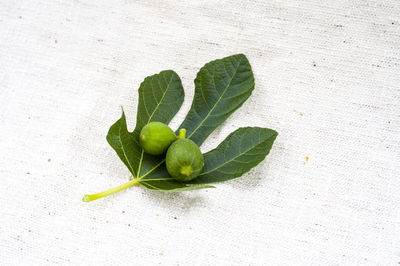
140;179;214;192
179;54;255;146
85;55;279;201
189;127;278;184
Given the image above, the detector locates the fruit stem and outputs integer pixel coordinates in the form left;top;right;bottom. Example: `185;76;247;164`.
82;178;139;202
178;128;186;139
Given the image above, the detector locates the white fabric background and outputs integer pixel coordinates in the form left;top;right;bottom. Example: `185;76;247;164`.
1;0;399;265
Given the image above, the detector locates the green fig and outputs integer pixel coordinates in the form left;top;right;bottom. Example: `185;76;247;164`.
139;122;177;155
166;130;204;181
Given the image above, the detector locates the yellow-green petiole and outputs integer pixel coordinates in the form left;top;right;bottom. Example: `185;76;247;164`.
82;178;140;202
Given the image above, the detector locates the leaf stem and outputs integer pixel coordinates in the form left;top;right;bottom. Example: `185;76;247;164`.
178;128;186;139
82;178;139;202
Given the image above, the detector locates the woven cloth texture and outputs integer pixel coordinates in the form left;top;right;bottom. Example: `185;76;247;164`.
1;0;399;265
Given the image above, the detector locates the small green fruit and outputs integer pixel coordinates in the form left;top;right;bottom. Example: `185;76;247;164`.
166;138;204;181
139;122;177;155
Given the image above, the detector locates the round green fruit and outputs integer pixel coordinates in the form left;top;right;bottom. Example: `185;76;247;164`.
166;138;204;181
139;122;177;155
